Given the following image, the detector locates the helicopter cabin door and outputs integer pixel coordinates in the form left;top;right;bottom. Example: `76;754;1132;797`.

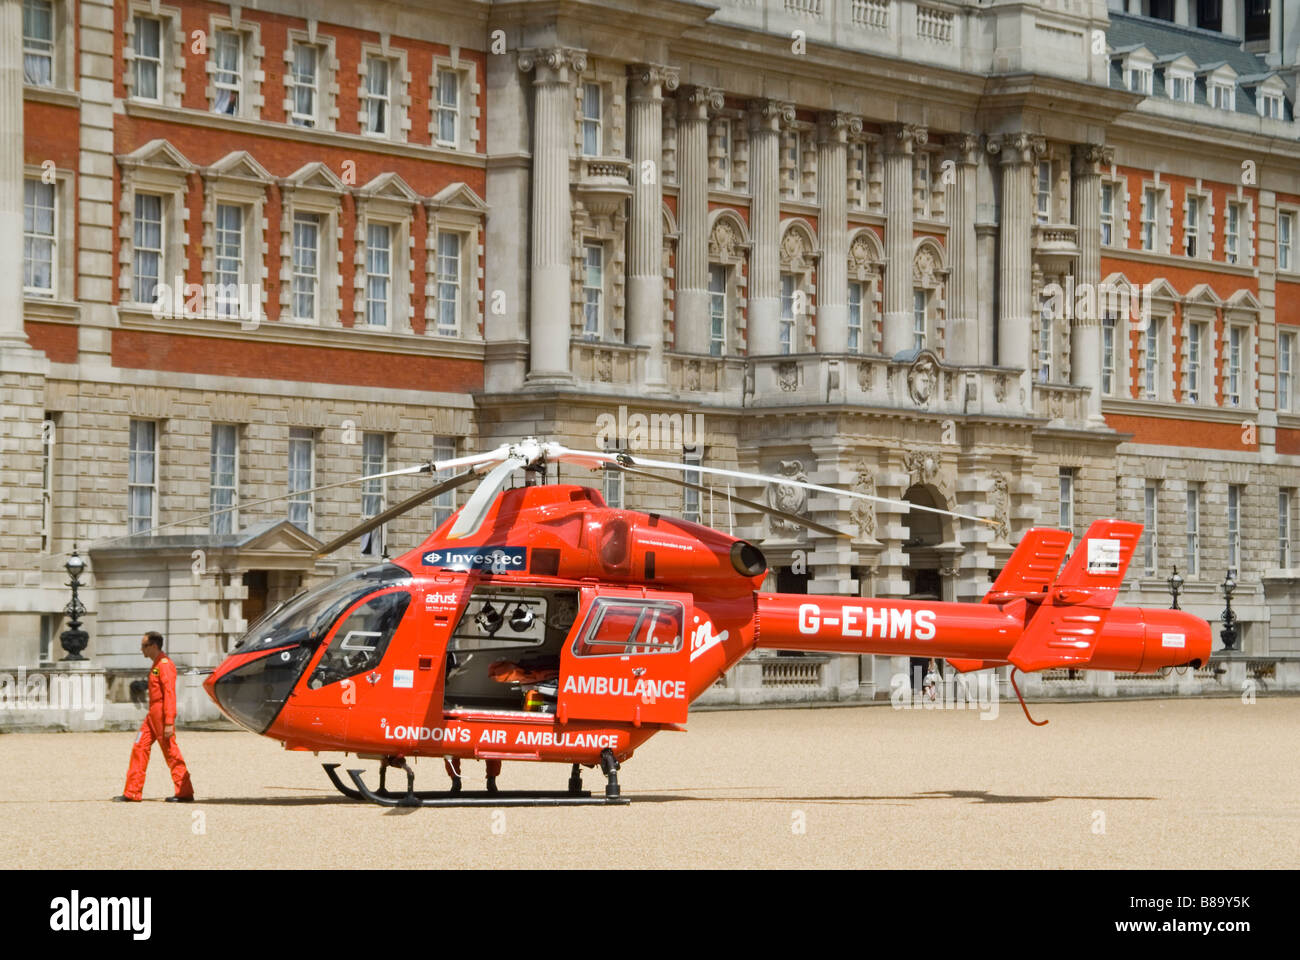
557;589;691;726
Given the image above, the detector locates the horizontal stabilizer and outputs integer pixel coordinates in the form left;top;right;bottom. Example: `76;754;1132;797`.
983;528;1072;603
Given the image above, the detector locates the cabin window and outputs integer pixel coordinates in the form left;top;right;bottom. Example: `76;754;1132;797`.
572;598;684;658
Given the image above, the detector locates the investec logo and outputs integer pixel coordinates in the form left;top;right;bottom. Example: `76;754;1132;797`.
421;546;527;572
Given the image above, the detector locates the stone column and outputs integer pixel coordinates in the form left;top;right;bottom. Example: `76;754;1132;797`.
0;0;26;349
816;112;860;354
883;124;926;356
1222;0;1240;38
946;134;981;365
626;64;679;386
675;86;722;355
1174;0;1190;26
1072;143;1113;424
519;47;586;384
988;132;1044;389
746;100;793;356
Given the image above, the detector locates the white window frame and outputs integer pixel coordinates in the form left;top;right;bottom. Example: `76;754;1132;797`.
780;273;798;355
288;427;314;534
434;66;461;148
132;191;165;305
1142;481;1159;575
1184;193;1204;259
210;28;243;116
1127;64;1153;95
912;287;927;353
1101;314;1117;396
715;118;733;190
1279;210;1294;272
1167;70;1193;103
40;416;55;552
23;178;57;298
1143;317;1160;400
1058;467;1074;534
434;230;462;336
708;264;727;357
1186;320;1204;404
23;0;55;87
581;82;602;157
1140;187;1160;252
1186;484;1199;576
1225;201;1243;265
1038;307;1053;383
213;201;247;319
362;54;394;137
848;280;864;354
1227;325;1244;407
360;432;387;557
1260;91;1284;119
291;211;321;322
431;436;458;529
364;220;394;328
1035;160;1051;224
1211;81;1236;111
287;40;320;127
1227;484;1242;574
131;13;164;102
583;242;604;340
1279;490;1292;568
210;423;238;535
1279;330;1295;412
1100;182;1115;247
128;419;158;536
683;448;702;523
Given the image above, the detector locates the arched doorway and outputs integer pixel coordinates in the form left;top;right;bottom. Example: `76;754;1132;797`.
903;484;954;688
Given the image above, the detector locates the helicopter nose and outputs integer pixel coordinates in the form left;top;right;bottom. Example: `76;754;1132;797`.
1144;609;1213;671
208;646;314;734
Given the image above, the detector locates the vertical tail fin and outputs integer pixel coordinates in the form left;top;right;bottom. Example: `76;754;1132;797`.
1050;518;1143;608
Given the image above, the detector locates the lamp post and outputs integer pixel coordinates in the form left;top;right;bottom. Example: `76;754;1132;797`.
58;546;89;661
1166;566;1184;610
1219;572;1239;652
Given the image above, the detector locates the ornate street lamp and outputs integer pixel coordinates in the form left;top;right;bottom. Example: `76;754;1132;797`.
1167;566;1184;610
1219;572;1239;652
59;546;89;661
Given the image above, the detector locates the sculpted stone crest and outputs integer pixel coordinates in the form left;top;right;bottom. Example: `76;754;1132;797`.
767;460;809;535
907;352;938;406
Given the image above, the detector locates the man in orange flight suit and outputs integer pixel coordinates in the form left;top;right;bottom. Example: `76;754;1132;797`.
114;632;195;802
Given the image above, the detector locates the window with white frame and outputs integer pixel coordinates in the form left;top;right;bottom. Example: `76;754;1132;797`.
708;265;727;357
1186;483;1200;576
291;212;320;321
362;55;392;136
1225;202;1242;264
784;131;802;200
581;83;602;157
132;15;163;101
1227;484;1242;573
1038;309;1053;383
288;427;314;533
1140;187;1160;252
288;41;320;127
431;436;457;529
1227;326;1243;407
1186;321;1204;403
912;288;927;353
917;158;932;219
1185;194;1202;257
365;222;392;327
40;416;55;552
780;273;797;355
1102;314;1116;395
23;178;55;297
360;432;386;557
716;119;733;190
1167;70;1193;102
1261;91;1284;119
1035;161;1051;224
1058;467;1075;534
683;448;702;522
128;419;157;536
435;231;461;336
583;243;603;339
1144;319;1160;400
132;192;164;304
1210;80;1235;111
1142;481;1159;575
1279;211;1293;271
213;203;245;318
603;462;624;509
1279;489;1292;568
23;0;54;87
1280;330;1294;412
211;29;243;116
435;68;460;147
848;281;864;354
210;424;238;535
1127;64;1153;94
1100;182;1115;246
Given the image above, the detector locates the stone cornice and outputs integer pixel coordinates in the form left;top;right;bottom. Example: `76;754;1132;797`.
23;85;80;109
1101;246;1258;280
123;102;487;169
1103;397;1261;423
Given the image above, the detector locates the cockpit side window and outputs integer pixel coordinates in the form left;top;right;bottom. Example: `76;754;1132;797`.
572;599;684;658
307;590;410;688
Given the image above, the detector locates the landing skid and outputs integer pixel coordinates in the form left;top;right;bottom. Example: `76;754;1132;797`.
321;759;631;808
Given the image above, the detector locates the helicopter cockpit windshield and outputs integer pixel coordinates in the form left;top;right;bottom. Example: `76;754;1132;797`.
232;563;411;655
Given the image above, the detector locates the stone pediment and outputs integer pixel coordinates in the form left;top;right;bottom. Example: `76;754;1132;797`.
359;171;421;204
428;181;488;214
118;139;195;173
207;150;273;182
284;161;347;194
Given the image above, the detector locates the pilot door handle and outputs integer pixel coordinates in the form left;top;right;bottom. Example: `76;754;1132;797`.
631;667;646;677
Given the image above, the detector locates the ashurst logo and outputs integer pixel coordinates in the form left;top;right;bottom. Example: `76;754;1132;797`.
595;405;705;452
1039;278;1154;330
50;891;151;940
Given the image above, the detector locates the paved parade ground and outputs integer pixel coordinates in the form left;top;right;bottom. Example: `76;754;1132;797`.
2;697;1296;869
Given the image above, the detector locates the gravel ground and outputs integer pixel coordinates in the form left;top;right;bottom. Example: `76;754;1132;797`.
2;697;1296;869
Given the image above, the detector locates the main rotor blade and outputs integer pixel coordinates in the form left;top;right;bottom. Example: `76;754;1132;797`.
613;465;853;540
562;447;997;529
313;469;481;558
446;456;527;539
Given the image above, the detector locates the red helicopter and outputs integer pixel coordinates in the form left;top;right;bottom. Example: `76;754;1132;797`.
196;439;1212;806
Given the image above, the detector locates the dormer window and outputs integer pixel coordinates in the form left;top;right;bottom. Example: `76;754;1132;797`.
1127;65;1153;95
1167;71;1193;102
1210;81;1235;110
1260;91;1284;119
